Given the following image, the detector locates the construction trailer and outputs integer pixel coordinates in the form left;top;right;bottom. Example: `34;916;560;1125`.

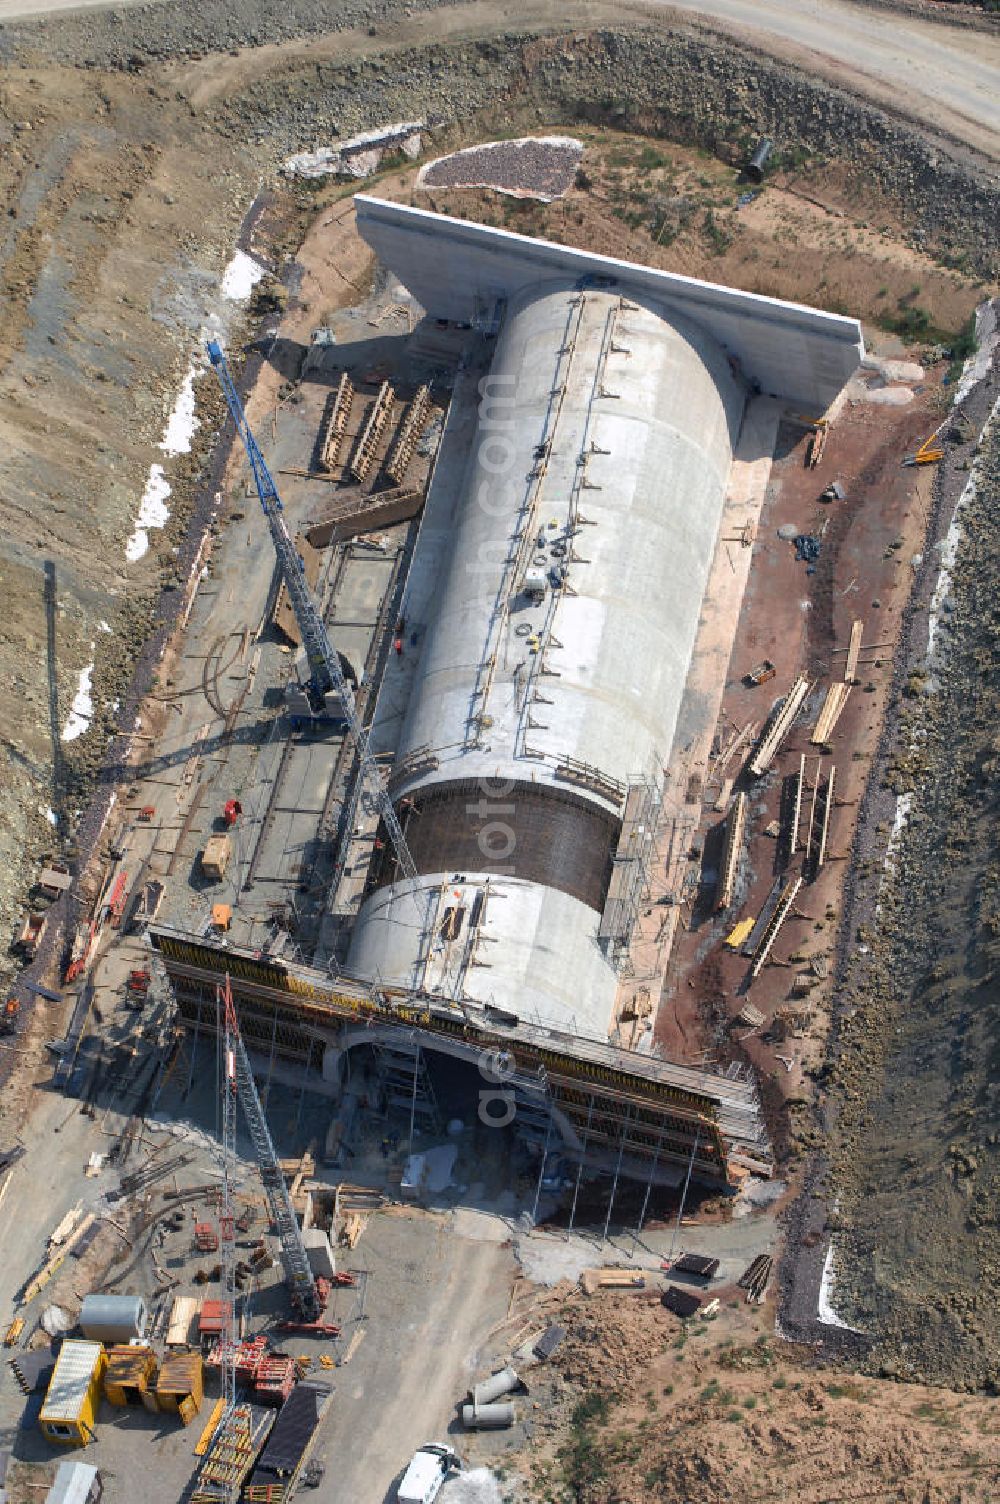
39;1341;106;1446
45;1461;103;1504
155;1351;205;1424
79;1294;147;1346
102;1346;158;1409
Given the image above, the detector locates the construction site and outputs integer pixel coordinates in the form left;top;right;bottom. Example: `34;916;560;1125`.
1;2;999;1501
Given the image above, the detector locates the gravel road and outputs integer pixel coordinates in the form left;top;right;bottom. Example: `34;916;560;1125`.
654;0;1000;155
2;0;998;158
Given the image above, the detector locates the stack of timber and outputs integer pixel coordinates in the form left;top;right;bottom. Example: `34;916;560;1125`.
843;620;863;683
189;1403;274;1504
747;678;810;777
806;418;829;468
319;373;354;472
384;384;430;485
349;382;394;482
715;791;747;912
335;1183;383;1248
738;1253;772;1303
811;683;851;745
245;1381;333;1503
580;1269;646;1295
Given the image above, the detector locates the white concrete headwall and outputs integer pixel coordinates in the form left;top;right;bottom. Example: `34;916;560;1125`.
355;196;863;412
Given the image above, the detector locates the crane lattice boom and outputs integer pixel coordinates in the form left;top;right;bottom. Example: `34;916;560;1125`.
220;975;320;1321
206;340;416;882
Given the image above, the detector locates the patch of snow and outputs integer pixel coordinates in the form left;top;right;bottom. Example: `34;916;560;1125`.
817;1237;863;1332
283;121;424;180
43;806;58;826
221;249;265;301
98;620;111;633
126;464;172;562
861;355;924;383
927;399;1000;659
883;792;912;877
861;386;914;406
953;300;998;405
62;657;95;741
160;363;199;455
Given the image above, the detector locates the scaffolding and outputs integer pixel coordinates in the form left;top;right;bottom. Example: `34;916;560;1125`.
599;777;662;963
152;926;773;1185
374;1037;443;1143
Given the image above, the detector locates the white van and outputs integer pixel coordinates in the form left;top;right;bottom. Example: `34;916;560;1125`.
397;1443;458;1504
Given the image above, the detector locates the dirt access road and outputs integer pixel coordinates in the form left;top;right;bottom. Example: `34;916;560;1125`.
2;0;998;156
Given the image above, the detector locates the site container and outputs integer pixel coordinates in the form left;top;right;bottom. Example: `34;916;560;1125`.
39;1341;106;1446
201;835;231;881
102;1346;158;1409
155;1352;204;1424
79;1294;147;1345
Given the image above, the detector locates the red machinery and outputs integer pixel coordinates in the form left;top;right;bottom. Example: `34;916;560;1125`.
223;799;243;828
107;871;129;928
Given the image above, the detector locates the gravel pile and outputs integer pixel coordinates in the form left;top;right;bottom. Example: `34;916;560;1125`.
418;135;583;200
0;0;464;69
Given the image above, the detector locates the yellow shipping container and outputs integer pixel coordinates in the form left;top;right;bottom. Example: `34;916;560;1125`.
40;1341;106;1446
102;1345;158;1409
156;1351;204;1424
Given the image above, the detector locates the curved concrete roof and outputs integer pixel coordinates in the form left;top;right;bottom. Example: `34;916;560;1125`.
347;872;618;1038
390;280;744;811
347;281;745;1039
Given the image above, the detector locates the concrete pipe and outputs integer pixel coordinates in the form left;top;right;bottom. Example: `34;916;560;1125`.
745;137;774;184
473;1367;519;1406
462;1402;516;1430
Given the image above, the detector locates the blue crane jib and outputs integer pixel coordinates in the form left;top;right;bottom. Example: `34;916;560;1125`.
206;338;353;720
206;340;418;883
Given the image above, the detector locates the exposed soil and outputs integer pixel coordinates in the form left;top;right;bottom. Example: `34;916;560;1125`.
417;130;985;342
512;1287;1000;1502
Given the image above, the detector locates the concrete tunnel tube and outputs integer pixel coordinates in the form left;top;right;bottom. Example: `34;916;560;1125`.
347;276;747;1042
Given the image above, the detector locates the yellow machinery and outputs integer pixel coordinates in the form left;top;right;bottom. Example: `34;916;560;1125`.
903;429;946;467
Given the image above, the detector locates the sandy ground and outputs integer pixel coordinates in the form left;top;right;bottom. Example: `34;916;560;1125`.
418;130;984;338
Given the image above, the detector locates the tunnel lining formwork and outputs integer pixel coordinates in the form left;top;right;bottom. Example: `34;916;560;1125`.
151;927;770;1188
